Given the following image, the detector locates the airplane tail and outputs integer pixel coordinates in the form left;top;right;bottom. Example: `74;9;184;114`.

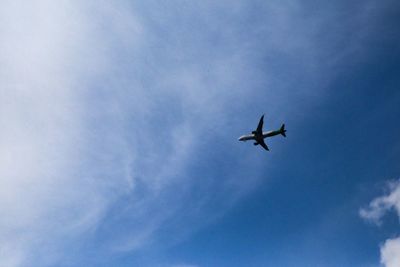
280;124;286;137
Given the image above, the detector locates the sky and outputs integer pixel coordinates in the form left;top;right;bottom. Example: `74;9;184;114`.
1;0;400;267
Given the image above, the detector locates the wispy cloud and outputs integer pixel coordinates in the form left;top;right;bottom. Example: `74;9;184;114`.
360;180;400;224
360;180;400;267
0;1;140;266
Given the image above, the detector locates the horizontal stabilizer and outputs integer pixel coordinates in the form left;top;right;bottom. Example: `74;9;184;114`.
280;124;286;137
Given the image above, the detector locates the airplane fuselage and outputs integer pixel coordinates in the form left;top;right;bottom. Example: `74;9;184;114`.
238;130;281;142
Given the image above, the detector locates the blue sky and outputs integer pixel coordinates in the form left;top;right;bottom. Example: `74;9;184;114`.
1;1;400;267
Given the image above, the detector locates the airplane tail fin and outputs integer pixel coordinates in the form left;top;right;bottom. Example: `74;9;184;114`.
280;124;286;137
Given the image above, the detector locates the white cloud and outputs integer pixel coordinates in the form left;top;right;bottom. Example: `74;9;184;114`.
381;237;400;267
360;180;400;224
360;180;400;267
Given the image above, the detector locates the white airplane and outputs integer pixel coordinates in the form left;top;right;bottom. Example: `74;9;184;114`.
238;115;286;151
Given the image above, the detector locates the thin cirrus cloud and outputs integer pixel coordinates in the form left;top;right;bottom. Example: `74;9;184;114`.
0;0;385;266
360;180;400;267
0;1;141;266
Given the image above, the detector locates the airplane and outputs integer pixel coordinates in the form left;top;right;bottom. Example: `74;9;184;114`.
238;115;286;151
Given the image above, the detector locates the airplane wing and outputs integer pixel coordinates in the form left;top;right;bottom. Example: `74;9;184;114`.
256;115;264;134
258;138;269;151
